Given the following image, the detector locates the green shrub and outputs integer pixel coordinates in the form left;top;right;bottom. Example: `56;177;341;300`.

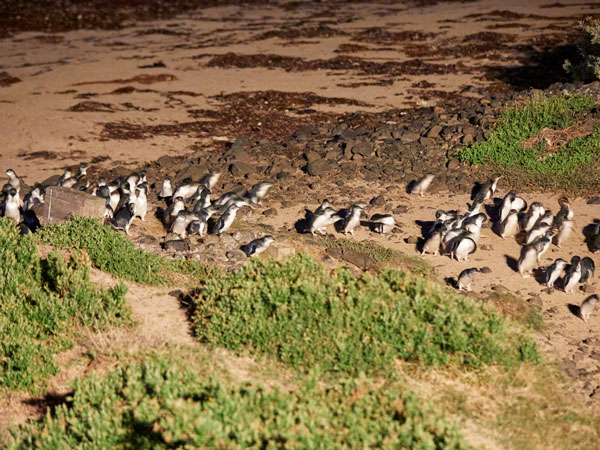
193;254;539;376
0;218;129;391
37;217;219;285
455;94;597;174
564;18;600;81
7;357;469;449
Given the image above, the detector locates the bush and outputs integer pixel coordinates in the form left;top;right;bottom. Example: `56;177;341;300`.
564;18;600;82
0;218;129;391
37;217;219;285
7;357;469;449
193;254;539;376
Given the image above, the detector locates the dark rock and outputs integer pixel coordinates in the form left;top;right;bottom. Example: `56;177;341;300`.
226;249;247;263
304;151;322;163
491;284;508;292
406;236;419;244
462;134;474;145
480;266;492;274
527;296;543;308
305;159;332;176
393;205;409;214
399;132;420;144
276;171;290;180
426;125;442;138
262;208;277;217
587;197;600;205
370;196;386;207
162;240;190;252
39;186;106;225
446;159;460;170
351;142;373;157
325;248;343;259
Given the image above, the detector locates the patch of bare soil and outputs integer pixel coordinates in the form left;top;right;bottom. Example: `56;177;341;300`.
0;72;21;87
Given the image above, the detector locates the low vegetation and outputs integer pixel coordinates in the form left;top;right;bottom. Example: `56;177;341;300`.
456;94;597;177
6;356;468;449
193;254;539;377
564;18;600;82
37;217;219;285
0;218;129;392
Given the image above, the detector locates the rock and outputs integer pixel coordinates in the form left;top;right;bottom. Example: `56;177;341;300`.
219;234;238;250
406;236;419;244
157;155;175;168
446;159;460;170
351;142;373;157
393;205;409;214
230;161;256;177
304;151;322;163
39;186;106;225
491;284;508;292
276;171;290;180
399;132;419;144
527;296;543;308
341;250;377;271
305;159;332;176
462;134;474;145
480;266;492;274
587;197;600;205
266;242;296;259
426;125;442;138
370;196;386;207
162;240;190;252
226;249;247;263
262;208;278;217
232;230;256;242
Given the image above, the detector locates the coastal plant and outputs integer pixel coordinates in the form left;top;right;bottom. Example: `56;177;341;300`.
193;254;539;376
0;218;129;391
564;18;600;81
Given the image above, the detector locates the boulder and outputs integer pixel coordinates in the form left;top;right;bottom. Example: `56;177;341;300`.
39;186;105;225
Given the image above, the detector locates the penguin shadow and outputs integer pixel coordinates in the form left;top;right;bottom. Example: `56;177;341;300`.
294;209;313;234
470;182;483;201
405;180;417;195
415;220;435;238
485;198;503;223
567;303;581;318
359;220;385;233
154;207;165;222
445;276;458;289
532;267;548;286
169;289;196;324
504;254;519;273
207;217;219;234
414;237;428;254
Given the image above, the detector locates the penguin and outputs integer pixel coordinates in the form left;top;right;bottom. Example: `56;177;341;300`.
579;295;598;322
199;172;221;191
112;203;136;235
2;187;20;223
526;222;551;245
563;256;582;293
23;185;44;210
159;177;173;200
580;257;595;283
535;210;554;228
242;236;274;257
474;176;502;204
188;219;206;237
521;202;544;232
554;219;573;248
190;186;211;209
499;209;519;239
309;207;340;236
338;203;364;235
314;199;330;216
499;191;527;223
170;211;189;238
409;174;434;197
163;197;185;228
449;234;477;262
57;169;74;187
518;243;538;278
370;214;395;234
532;231;554;262
214;191;242;208
590;221;600;253
172;180;201;200
5;169;20;191
214;201;247;236
134;185;148;221
125;173;140;191
545;258;567;288
553;197;574;228
457;268;480;292
422;225;442;256
245;182;272;205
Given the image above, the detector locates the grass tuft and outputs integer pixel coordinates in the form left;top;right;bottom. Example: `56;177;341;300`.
0;218;129;392
37;217;219;285
192;254;539;377
6;356;469;449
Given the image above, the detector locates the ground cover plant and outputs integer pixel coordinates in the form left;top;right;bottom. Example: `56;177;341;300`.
564;18;600;82
455;94;599;188
37;217;219;285
193;254;539;376
6;356;468;449
0;218;129;392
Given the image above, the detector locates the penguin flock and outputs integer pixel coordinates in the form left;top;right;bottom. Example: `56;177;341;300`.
416;174;599;322
1;164;599;322
0;165;276;259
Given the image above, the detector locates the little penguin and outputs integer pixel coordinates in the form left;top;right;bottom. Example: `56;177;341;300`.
199;172;221;191
580;257;595;283
518;243;538;278
553;197;574;229
499;209;519;239
554;219;573;249
449;234;477;262
338;203;364;235
422;225;442;256
5;169;20;191
214;203;244;235
170;211;189;238
190;186;211;209
159;177;173;200
521;202;545;232
545;258;567;288
242;236;274;257
309;207;339;236
589;221;600;253
474;176;502;204
579;295;598;322
112;203;136;235
3;187;20;223
245;182;272;205
457;268;480;292
163;197;185;228
499;191;527;223
370;214;395;234
409;174;434;197
134;186;148;221
532;231;554;262
23;185;44;210
563;256;582;293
